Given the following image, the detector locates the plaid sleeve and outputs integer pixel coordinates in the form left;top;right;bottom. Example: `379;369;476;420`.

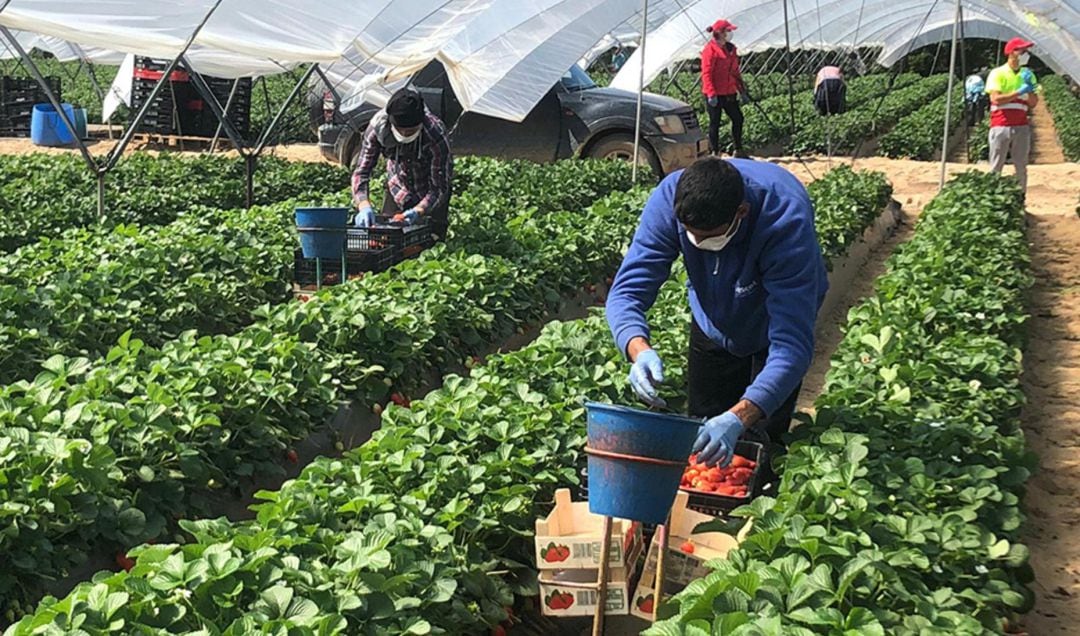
351;124;381;207
419;117;453;213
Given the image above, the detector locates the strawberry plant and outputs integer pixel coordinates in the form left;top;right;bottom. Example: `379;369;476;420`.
1;164;893;632
0;153;349;252
1041;75;1080;161
879;85;964;160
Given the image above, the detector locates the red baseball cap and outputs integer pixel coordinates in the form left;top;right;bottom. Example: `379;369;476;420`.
707;19;737;33
1004;37;1034;55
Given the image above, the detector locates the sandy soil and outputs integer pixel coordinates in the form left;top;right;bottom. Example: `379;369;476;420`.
0;135;334;164
1018;212;1080;634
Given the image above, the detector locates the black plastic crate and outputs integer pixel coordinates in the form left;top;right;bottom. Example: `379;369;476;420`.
680;441;766;517
351;217;435;255
293;246;395;288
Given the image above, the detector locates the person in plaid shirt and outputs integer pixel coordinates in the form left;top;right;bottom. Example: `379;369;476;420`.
352;87;453;238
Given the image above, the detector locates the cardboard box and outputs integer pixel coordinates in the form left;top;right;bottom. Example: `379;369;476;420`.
538;529;645;617
535;488;642;570
630;492;751;621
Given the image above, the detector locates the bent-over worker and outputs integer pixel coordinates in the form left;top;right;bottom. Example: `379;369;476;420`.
813;65;846;115
352;87;454;238
606;157;827;468
985;38;1039;192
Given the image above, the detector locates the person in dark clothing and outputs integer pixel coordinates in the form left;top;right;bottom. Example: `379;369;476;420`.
701;19;749;158
351;87;454;238
813;65;847;115
606;157;827;468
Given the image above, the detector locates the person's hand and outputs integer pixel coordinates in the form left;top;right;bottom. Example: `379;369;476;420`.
692;411;744;467
392;209;421;226
628;349;665;408
739;89;751;105
1017;83;1035;96
706;95;719;107
354;204;376;228
1020;68;1035;85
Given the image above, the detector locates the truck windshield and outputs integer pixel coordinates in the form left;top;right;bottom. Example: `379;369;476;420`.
560;65;597;92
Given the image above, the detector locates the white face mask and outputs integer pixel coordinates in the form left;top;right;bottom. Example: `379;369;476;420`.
1018;52;1031;66
687;219;741;251
392;126;420;144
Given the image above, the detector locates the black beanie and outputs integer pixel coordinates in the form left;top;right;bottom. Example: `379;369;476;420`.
387;88;424;128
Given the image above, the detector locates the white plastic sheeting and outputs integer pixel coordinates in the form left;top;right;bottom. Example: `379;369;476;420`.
0;1;494;78
611;0;1080;92
0;0;1076;126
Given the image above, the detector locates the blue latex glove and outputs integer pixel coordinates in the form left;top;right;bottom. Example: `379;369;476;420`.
354;204;376;227
692;412;743;467
628;349;666;408
706;95;719;108
1016;83;1035;96
393;209;421;226
1020;68;1035;86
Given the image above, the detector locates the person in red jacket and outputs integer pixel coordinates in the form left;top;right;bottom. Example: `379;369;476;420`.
701;19;749;158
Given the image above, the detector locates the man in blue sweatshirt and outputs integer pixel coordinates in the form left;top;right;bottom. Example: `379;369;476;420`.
606;157;827;467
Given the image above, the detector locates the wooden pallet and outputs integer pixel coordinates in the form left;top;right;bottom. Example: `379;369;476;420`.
130;132;234;150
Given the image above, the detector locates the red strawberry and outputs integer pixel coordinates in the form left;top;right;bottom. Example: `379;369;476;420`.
115;551;135;572
680;540;695;554
638;596;654;614
490;626;507;636
286;449;298;464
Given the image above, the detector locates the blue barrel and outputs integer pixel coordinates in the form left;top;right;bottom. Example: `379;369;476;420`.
30;103;77;147
585;402;702;524
73;108;88;139
295;207;349;259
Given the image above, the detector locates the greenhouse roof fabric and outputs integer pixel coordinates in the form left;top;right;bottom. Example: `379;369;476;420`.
611;0;1080;91
0;0;1077;123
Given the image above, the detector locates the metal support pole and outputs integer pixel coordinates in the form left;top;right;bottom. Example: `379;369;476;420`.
592;515;613;636
632;0;650;184
183;58;249;152
209;78;242;153
781;0;798;139
254;63;319;153
96;171;106;220
104;0;225;171
0;26;97;171
939;0;961;189
244;154;257;209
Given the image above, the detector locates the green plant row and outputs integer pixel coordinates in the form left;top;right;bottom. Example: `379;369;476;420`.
0;154;349;252
1;165;893;634
879;85;964;160
0;157;632;385
649;171;1032;635
790;74;950;155
967;117;991;162
0;164;643;619
1040;75;1080;161
731;73;923;154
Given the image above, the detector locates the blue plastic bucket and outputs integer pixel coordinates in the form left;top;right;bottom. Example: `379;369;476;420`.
30;103;77;147
585;402;702;524
295;207;349;259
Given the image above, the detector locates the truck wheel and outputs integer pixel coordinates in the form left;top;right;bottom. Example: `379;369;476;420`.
587;133;662;178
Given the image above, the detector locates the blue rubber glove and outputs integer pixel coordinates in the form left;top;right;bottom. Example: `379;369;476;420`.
692;412;744;467
1020;68;1035;86
354;204;376;228
706;95;719;108
392;209;421;226
1017;83;1035;96
628;349;666;408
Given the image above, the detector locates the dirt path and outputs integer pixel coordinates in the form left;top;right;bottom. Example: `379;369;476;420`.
1029;99;1067;165
1019;211;1080;634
